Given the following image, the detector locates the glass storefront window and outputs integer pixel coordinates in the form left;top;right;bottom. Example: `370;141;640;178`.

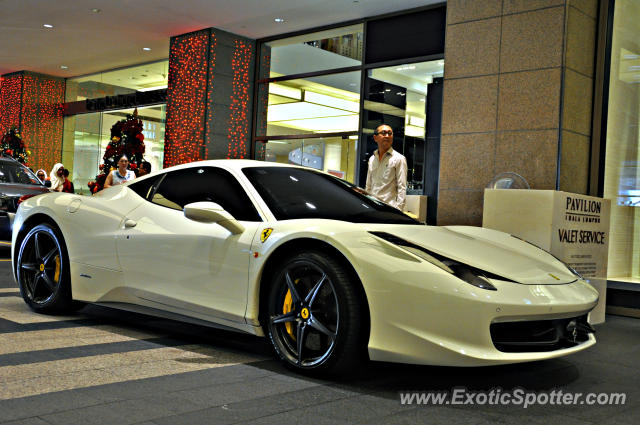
257;71;361;137
260;136;357;183
65;60;168;102
255;18;445;197
360;59;444;192
603;0;640;282
63;105;165;193
259;25;363;79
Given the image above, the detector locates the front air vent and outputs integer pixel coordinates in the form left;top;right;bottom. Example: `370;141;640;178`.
490;315;593;352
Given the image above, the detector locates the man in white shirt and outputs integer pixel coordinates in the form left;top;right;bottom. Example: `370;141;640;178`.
365;124;408;210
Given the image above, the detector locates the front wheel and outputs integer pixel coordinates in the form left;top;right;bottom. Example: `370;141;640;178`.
266;251;365;375
16;223;73;314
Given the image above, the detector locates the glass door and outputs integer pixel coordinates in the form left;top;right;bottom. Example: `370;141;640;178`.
603;0;640;282
63;105;166;194
360;59;444;195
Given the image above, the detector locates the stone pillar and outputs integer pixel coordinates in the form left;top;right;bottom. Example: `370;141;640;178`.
439;0;598;225
0;71;65;171
164;28;255;168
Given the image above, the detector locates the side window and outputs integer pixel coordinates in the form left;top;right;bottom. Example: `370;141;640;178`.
128;175;163;200
0;166;9;183
0;162;39;185
151;167;262;221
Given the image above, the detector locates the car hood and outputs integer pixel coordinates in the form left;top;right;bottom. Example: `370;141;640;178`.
365;224;576;284
0;183;50;197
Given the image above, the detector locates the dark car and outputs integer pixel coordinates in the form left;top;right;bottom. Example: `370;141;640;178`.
0;156;51;240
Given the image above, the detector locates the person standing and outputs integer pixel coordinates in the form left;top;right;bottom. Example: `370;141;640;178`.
137;160;152;177
365;124;408;210
104;154;135;188
35;169;47;182
62;169;74;193
49;163;65;192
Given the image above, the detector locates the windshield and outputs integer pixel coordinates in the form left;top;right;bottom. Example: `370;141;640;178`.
243;166;419;224
0;161;42;185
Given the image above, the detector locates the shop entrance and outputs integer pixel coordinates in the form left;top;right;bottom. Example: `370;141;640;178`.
62;60;168;193
66;105;165;194
360;60;444;223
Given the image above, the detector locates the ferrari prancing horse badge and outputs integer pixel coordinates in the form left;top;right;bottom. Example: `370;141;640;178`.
261;228;273;243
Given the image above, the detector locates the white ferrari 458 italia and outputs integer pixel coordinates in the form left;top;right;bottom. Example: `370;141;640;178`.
12;160;598;374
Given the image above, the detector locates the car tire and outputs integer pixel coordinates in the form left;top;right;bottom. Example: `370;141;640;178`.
16;223;74;314
266;250;365;375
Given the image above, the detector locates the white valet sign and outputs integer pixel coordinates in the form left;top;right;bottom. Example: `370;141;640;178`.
482;189;610;324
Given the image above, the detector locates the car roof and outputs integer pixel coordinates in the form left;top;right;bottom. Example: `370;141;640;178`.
164;159;295;172
126;159;298;183
122;160;316;201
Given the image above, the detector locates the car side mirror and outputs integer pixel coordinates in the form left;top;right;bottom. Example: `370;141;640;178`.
183;201;245;234
44;180;51;188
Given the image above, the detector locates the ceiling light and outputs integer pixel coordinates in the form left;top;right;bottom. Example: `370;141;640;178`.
405;125;425;138
43;24;53;28
408;116;425;127
143;47;151;51
269;83;302;100
304;91;359;113
91;8;101;13
60;65;68;69
268;102;353;122
274;18;285;23
273;115;359;133
395;65;416;71
138;85;168;92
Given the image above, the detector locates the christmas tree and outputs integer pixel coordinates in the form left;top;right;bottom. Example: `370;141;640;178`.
1;127;31;165
88;109;145;193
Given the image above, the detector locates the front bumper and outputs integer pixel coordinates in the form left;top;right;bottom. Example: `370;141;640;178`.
364;269;599;366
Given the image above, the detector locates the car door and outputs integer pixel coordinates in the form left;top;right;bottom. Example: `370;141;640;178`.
115;166;263;324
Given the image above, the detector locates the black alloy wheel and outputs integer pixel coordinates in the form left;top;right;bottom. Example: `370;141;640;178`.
266;251;364;375
16;223;73;313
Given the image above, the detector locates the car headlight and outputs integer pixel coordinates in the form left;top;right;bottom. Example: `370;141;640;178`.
445;262;497;291
370;232;498;291
398;245;454;273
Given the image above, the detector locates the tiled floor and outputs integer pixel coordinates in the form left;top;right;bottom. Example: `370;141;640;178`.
1;246;638;424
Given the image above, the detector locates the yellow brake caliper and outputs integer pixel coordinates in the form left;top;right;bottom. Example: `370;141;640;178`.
282;278;300;339
53;255;60;282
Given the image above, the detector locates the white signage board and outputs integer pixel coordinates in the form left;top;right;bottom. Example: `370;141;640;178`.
552;193;610;279
483;190;610;323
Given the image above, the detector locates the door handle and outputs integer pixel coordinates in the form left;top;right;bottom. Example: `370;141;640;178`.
124;219;137;228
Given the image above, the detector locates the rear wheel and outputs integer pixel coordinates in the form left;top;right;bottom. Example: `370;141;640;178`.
266;251;364;375
16;223;73;314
